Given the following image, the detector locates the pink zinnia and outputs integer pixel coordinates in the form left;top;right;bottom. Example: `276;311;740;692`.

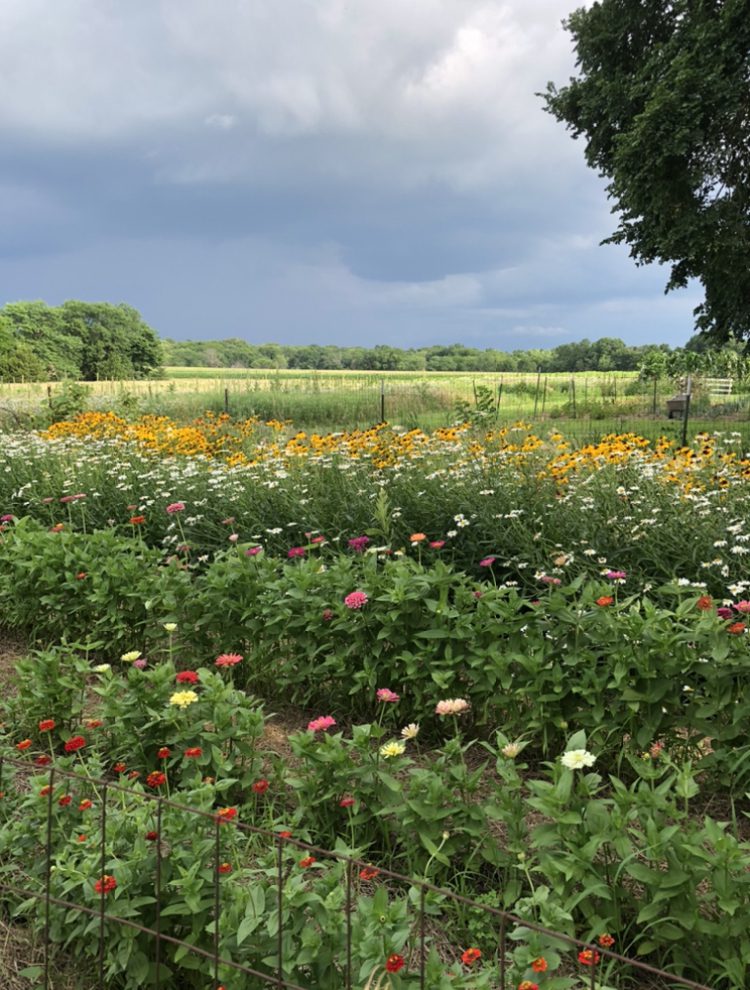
166;502;185;514
376;688;400;704
717;606;734;620
479;556;496;567
348;536;370;553
287;546;306;558
322;608;334;622
605;570;627;581
540;575;561;585
245;546;262;556
308;715;337;733
344;591;368;610
339;795;355;808
215;653;243;667
228;533;239;543
429;540;445;549
734;600;750;614
0;514;14;522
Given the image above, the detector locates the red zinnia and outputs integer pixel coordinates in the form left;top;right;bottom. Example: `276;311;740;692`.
129;515;146;525
299;856;316;868
252;779;269;794
145;831;159;841
146;771;166;788
728;621;746;635
94;874;117;895
278;830;293;839
595;595;614;607
176;671;199;684
598;934;615;948
518;982;539;990
217;806;237;821
35;755;51;766
157;747;171;759
113;762;126;773
184;747;203;758
40;785;53;796
385;954;405;973
339;795;355;808
359;866;379;881
38;719;55;732
85;719;103;729
16;739;32;751
79;799;93;811
461;948;481;965
578;949;600;966
64;736;86;753
531;957;548;972
696;594;713;611
58;794;72;806
217;862;232;874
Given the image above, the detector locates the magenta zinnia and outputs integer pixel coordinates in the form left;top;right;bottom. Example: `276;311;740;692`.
344;591;368;609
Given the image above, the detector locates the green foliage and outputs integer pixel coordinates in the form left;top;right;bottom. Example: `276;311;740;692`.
0;300;162;381
544;0;750;340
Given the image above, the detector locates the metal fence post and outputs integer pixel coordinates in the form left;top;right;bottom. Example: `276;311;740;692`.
380;379;385;422
681;374;693;447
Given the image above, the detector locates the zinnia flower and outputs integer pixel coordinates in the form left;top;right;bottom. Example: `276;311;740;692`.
64;736;86;753
157;747;171;759
348;536;370;553
479;557;496;567
217;862;232;874
344;590;368;609
501;742;521;758
429;540;445;549
359;866;379;881
461;948;481;965
595;596;614;607
322;608;334;621
252;779;269;794
129;515;146;525
58;795;72;807
35;755;51;766
308;715;336;732
163;622;178;632
561;749;596;770
146;771;166;788
604;570;626;581
184;747;203;758
299;856;316;868
145;831;159;841
215;653;243;667
94;875;117;894
176;670;199;684
287;546;306;558
169;690;198;708
401;723;419;740
386;954;405;973
531;958;548;973
120;650;141;663
16;739;32;751
379;741;405;758
79;799;93;811
727;622;745;635
578;949;600;966
339;795;355;808
598;934;615;948
734;600;750;614
165;502;185;514
376;688;400;703
410;533;427;543
217;806;237;821
518;982;539;990
696;595;714;610
38;719;55;732
435;698;470;716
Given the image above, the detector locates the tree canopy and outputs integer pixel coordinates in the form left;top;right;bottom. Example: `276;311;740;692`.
0;301;162;381
543;0;750;343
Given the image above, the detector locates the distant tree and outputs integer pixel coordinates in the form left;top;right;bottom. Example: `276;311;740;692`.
60;301;161;379
544;0;750;343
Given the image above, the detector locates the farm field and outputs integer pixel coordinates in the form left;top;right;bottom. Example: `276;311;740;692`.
0;408;749;989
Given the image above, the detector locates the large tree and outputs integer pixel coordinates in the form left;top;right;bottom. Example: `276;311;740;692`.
544;0;750;343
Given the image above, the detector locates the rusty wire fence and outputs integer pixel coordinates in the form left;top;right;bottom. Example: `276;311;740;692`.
0;756;717;990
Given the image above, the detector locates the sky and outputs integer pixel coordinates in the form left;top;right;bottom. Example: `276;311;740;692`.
0;0;701;350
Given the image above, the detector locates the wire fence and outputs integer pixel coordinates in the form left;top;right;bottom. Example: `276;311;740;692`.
0;756;717;990
1;372;749;441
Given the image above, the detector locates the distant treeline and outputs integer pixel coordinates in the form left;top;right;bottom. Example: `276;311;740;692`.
0;301;161;382
161;336;746;377
1;299;747;382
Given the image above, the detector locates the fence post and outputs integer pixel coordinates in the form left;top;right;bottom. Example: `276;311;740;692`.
47;384;52;409
541;377;548;416
570;377;577;418
496;378;503;420
681;375;692;447
380;379;385;423
224;388;229;414
652;376;658;416
533;366;542;417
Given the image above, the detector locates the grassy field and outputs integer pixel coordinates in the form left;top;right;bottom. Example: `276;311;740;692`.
1;367;748;439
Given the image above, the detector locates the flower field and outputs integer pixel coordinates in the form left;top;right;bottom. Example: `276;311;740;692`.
0;412;749;989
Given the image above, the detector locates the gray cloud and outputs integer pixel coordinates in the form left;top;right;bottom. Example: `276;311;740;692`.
0;0;698;348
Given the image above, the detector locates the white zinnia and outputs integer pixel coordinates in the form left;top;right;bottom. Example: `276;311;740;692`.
560;749;596;770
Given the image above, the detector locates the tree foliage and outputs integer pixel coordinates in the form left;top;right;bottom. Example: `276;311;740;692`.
0;301;162;382
543;0;750;343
